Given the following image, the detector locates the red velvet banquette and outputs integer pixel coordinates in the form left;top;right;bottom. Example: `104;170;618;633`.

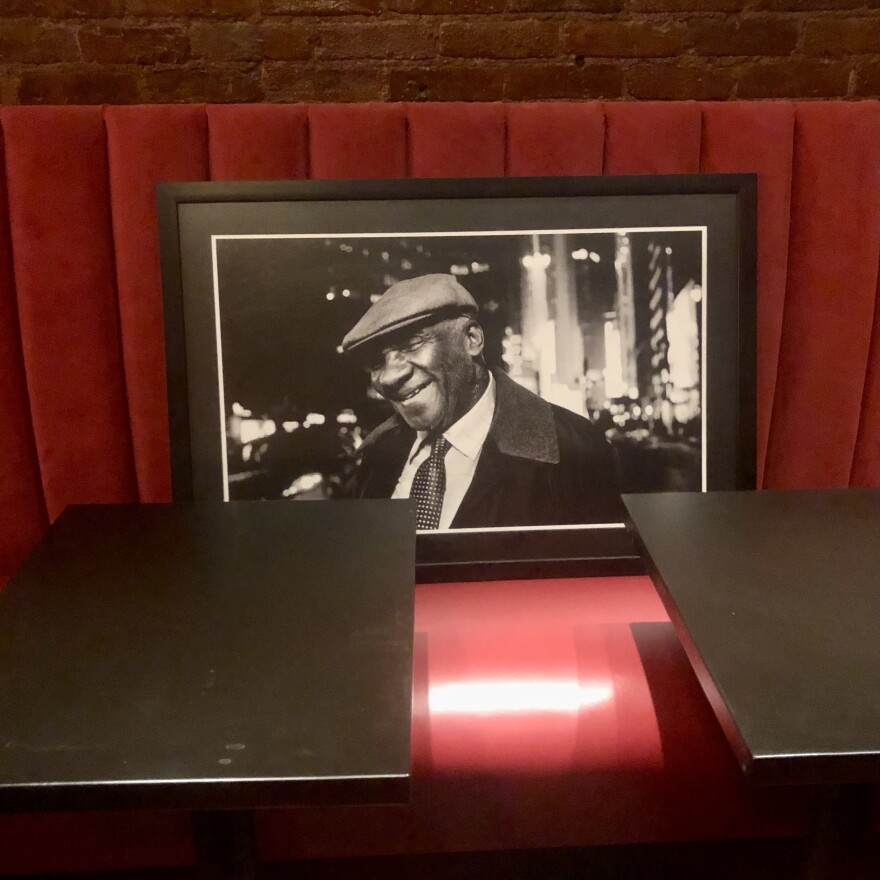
0;100;877;873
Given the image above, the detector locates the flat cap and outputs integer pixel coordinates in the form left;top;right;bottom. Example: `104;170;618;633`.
341;273;478;353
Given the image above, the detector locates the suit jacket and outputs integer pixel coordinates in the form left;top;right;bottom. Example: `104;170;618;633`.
349;369;626;528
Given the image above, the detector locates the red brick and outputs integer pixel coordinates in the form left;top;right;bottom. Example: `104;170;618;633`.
190;22;266;61
853;57;879;96
78;25;189;64
1;68;21;104
319;22;436;59
0;20;78;64
687;17;799;56
389;65;506;100
262;24;315;60
125;0;258;17
441;21;560;59
0;1;124;15
803;18;880;56
263;62;387;101
387;0;505;13
628;61;736;99
563;20;687;58
140;64;262;101
505;62;624;99
509;1;622;10
0;0;873;109
737;59;851;97
752;1;867;10
628;0;745;10
262;0;381;13
18;65;140;103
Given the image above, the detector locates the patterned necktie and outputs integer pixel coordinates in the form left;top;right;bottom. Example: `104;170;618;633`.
410;436;451;531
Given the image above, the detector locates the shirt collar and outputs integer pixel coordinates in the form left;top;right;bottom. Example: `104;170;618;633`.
410;372;496;463
445;371;496;459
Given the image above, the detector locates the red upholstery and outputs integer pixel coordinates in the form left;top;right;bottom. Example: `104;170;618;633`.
0;132;46;577
207;104;308;181
766;103;880;488
105;105;209;503
408;103;507;178
0;101;878;872
700;102;795;486
1;107;137;522
855;280;880;486
1;100;878;573
603;102;702;174
506;102;604;177
309;103;407;180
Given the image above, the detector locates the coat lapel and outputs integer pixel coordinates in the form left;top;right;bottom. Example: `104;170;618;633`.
450;439;506;527
451;371;558;527
359;418;413;499
490;370;559;464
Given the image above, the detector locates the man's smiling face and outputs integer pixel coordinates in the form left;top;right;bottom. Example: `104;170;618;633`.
367;317;484;433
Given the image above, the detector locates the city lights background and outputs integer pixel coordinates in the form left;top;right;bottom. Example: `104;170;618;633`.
215;228;704;508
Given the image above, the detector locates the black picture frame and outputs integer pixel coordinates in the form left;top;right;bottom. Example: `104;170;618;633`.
158;175;756;583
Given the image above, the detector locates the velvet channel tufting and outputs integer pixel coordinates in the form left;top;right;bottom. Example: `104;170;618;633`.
0;98;878;876
0;101;879;580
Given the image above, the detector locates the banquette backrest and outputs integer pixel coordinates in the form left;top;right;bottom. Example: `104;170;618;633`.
0;100;877;874
0;101;878;580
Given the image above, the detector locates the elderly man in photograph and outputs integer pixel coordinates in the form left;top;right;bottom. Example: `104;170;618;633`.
341;273;625;530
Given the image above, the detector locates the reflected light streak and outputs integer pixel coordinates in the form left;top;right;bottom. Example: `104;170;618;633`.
429;679;613;716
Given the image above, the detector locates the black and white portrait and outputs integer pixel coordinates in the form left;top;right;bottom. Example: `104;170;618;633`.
214;227;705;532
160;176;755;575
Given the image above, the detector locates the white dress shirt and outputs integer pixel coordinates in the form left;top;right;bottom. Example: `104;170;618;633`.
391;373;496;530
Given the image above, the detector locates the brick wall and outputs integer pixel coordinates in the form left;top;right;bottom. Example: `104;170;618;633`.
1;1;877;104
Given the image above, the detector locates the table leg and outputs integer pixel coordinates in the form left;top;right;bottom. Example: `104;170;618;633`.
191;809;258;880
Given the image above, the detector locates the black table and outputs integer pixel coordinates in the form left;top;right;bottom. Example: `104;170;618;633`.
623;489;880;875
0;501;416;877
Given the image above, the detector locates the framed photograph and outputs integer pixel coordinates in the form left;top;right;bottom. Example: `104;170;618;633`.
158;175;756;582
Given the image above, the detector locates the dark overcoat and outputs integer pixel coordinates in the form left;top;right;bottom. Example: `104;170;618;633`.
349;369;626;528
